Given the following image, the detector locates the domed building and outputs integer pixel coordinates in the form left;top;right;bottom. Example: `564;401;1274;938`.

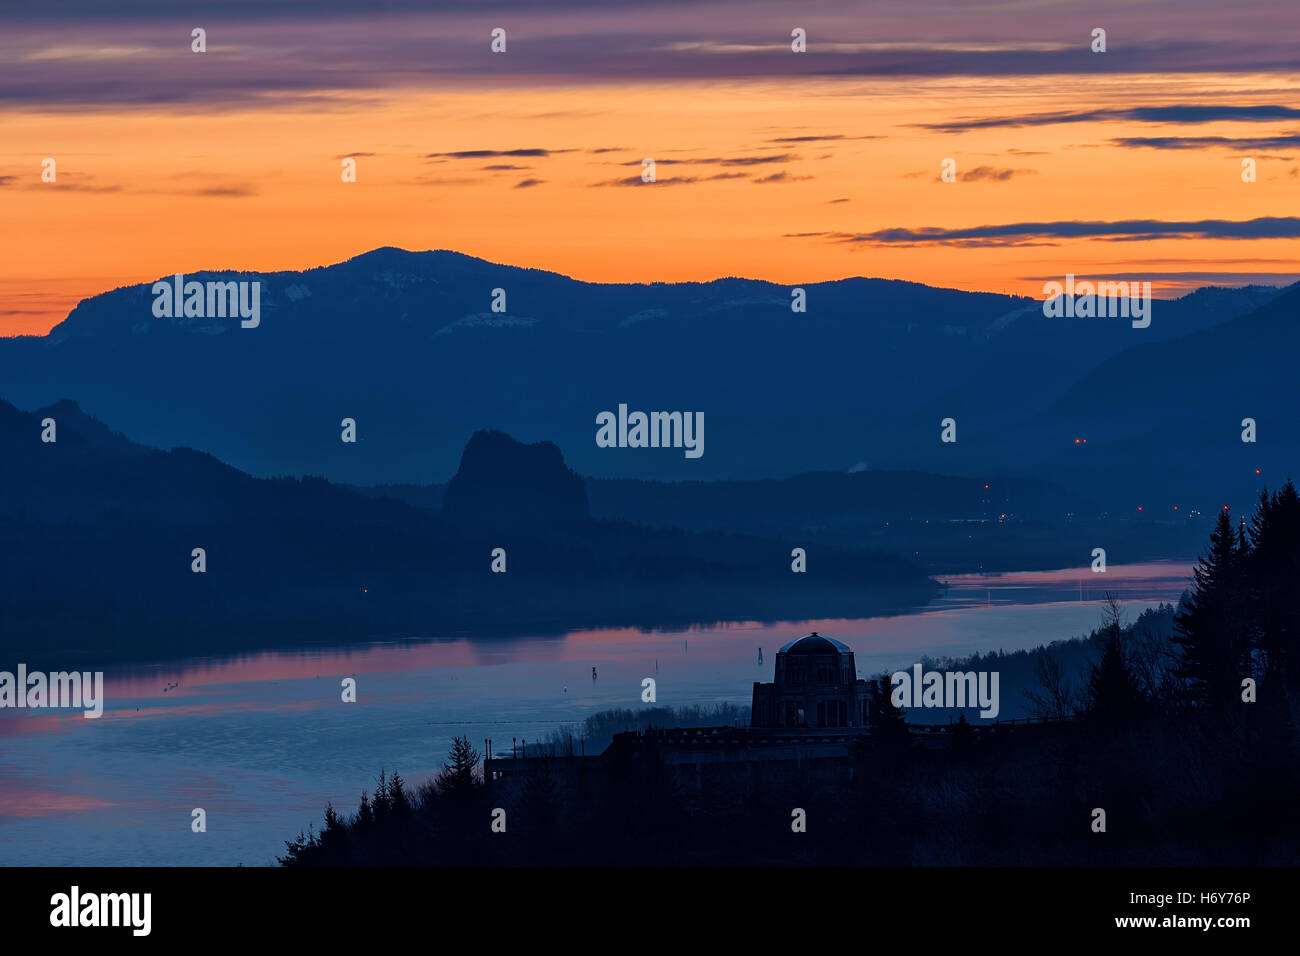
751;632;874;729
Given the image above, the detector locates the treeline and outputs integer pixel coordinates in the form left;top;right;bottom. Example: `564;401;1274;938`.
537;703;750;755
279;738;485;867
905;602;1176;723
1173;482;1300;713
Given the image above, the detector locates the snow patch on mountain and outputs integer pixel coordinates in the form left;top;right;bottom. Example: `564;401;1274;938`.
434;313;537;336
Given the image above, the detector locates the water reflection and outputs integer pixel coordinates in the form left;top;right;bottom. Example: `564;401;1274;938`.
0;562;1191;865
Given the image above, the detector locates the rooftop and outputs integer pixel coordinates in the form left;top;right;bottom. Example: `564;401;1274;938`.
778;631;851;655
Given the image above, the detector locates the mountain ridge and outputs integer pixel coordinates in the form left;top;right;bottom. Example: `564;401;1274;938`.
0;248;1292;502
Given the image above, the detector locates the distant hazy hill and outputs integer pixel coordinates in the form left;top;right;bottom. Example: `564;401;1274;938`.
355;462;1212;573
0;248;1285;504
1012;283;1300;506
584;470;1094;529
352;468;1096;524
0;402;934;664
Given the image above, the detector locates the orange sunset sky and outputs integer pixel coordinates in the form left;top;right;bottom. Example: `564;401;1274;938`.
2;0;1298;336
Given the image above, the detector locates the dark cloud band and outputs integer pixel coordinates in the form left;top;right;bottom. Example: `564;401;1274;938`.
798;217;1300;247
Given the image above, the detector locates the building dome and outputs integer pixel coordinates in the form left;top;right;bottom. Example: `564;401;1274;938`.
778;632;851;655
752;632;871;730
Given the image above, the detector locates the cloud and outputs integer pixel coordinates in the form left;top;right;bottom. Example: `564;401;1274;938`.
959;166;1034;182
589;171;748;187
514;178;544;188
906;165;1033;182
619;154;799;167
794;217;1300;247
6;10;1300;111
482;164;530;170
0;1;704;19
426;148;570;159
917;104;1300;133
752;171;812;184
1021;271;1298;289
189;184;258;198
764;134;879;143
666;39;1073;55
21;43;154;61
410;175;484;186
37;182;123;193
1110;133;1300;150
767;134;846;143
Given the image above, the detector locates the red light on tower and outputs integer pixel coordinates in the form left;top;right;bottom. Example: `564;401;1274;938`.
1223;505;1229;510
1137;506;1143;511
1173;505;1178;511
1074;438;1080;444
1256;469;1261;475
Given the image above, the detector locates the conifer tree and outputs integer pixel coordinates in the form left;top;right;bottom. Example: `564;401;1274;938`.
1248;479;1300;693
435;736;480;796
871;674;911;753
1086;597;1144;725
1174;509;1250;711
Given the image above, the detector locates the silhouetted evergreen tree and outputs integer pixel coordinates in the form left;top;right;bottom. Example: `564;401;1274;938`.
371;770;392;821
1086;596;1145;726
871;674;911;755
1174;509;1251;712
388;772;412;818
427;736;484;863
435;736;479;796
1249;480;1300;698
316;803;347;858
278;825;319;866
356;790;373;828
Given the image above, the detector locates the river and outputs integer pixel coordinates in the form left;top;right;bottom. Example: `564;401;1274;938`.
0;561;1191;865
